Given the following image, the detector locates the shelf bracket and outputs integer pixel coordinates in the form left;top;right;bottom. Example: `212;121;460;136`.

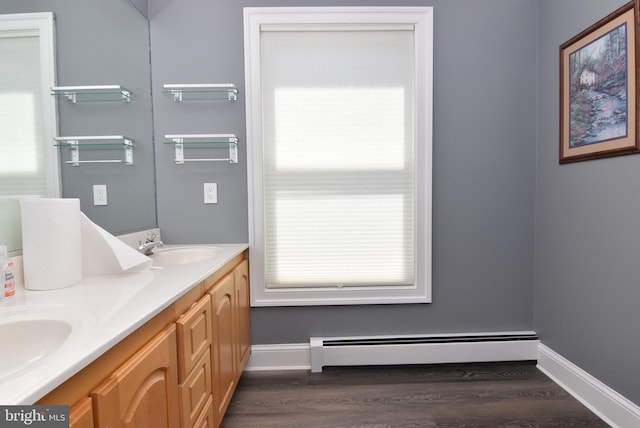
68;140;80;166
174;139;185;164
170;90;183;102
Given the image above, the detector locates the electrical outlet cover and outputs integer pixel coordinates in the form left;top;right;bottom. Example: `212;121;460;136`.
204;183;218;204
93;184;108;206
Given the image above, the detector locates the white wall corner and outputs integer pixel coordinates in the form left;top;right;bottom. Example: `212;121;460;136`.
537;344;640;428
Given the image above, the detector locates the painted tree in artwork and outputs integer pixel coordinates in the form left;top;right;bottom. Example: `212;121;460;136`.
569;23;628;147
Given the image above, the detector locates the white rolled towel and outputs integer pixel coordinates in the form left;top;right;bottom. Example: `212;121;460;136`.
20;198;83;290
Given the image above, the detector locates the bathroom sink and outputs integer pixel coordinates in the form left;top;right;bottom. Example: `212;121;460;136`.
0;305;95;382
151;246;223;266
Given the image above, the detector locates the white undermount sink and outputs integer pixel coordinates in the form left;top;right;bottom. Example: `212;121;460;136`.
150;246;223;266
0;305;95;382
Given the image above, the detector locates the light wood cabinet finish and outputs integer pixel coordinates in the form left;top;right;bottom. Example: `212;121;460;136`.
91;324;180;428
36;252;249;428
177;294;213;383
69;397;94;428
194;396;215;428
209;273;237;425
179;350;212;428
234;260;251;373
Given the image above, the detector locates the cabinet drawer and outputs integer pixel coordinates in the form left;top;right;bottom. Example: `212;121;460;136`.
193;395;215;428
177;294;212;382
179;350;212;428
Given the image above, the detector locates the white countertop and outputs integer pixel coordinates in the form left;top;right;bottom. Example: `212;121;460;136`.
0;243;248;405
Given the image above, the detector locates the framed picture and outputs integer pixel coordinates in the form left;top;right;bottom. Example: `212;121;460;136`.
559;1;639;163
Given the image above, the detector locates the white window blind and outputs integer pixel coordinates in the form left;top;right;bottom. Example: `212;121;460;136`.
0;35;46;197
261;28;416;289
244;7;433;305
0;13;58;254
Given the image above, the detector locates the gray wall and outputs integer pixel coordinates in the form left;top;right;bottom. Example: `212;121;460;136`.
0;0;156;237
150;0;537;342
536;0;640;406
129;0;149;18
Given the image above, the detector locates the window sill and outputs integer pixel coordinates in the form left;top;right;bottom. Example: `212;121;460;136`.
249;285;431;307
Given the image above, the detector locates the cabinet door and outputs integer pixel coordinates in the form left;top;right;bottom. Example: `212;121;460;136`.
209;273;236;425
91;324;180;428
234;260;251;372
69;397;93;428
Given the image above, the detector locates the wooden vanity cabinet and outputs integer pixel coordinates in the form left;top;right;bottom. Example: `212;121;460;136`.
91;323;180;428
179;350;213;428
234;260;251;373
208;259;251;427
177;294;213;428
69;397;93;428
209;272;237;425
37;252;250;428
177;294;212;382
194;396;215;428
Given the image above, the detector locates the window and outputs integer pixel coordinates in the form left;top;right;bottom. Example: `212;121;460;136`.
0;13;58;253
244;7;433;306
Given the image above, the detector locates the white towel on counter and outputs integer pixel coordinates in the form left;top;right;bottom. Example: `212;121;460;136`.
80;212;152;275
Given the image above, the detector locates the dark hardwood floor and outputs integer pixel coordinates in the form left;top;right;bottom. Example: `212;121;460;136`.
221;362;608;427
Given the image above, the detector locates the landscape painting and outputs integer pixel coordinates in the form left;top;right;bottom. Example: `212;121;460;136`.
569;24;627;148
560;2;639;163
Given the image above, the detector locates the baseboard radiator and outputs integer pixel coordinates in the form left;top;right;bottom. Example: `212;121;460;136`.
310;332;540;373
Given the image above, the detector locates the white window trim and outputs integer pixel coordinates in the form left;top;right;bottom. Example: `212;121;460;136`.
244;7;433;306
0;12;60;198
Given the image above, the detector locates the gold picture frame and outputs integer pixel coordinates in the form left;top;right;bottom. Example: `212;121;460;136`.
560;1;639;163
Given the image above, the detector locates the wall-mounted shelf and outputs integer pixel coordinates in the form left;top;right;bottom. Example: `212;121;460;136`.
164;134;238;164
51;85;131;103
54;135;133;166
162;84;237;101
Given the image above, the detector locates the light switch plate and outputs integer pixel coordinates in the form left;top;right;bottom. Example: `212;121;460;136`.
93;184;108;206
204;183;218;204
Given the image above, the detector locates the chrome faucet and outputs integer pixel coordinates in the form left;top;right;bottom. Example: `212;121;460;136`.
138;232;164;256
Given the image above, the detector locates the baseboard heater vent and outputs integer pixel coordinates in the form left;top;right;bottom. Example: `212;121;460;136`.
310;332;539;373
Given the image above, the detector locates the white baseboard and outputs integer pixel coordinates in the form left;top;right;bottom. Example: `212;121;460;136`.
244;343;311;371
537;344;640;428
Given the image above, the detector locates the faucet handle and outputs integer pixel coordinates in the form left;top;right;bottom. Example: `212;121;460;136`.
145;232;157;242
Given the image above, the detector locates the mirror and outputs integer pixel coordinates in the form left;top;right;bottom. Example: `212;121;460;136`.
0;0;156;255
